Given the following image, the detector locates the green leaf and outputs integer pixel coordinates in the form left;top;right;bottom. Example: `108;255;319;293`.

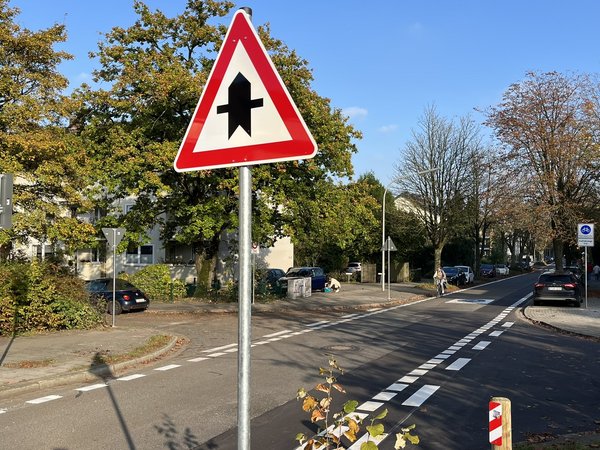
373;408;388;420
343;400;358;413
360;441;379;450
366;423;385;438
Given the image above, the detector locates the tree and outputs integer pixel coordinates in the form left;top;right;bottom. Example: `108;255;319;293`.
74;1;360;288
393;106;480;270
0;0;96;259
485;72;600;270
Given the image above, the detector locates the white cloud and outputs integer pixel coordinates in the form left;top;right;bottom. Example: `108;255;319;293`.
342;106;368;120
378;124;398;133
76;72;91;81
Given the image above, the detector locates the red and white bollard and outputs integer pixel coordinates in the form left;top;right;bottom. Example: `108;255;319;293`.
489;397;512;449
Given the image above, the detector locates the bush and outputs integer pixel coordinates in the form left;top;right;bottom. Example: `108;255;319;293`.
126;264;187;302
0;261;103;335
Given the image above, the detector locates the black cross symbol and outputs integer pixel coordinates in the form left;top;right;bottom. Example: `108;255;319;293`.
217;72;264;138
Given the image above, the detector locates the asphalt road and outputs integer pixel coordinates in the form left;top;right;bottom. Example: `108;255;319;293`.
0;273;598;449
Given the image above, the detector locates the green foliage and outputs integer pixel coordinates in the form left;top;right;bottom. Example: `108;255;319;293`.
126;264;187;302
296;357;419;449
0;261;103;335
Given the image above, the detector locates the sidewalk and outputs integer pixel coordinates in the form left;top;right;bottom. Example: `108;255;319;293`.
1;279;598;399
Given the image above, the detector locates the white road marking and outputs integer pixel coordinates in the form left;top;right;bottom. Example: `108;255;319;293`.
446;358;471;371
154;364;181;371
356;400;384;412
117;374;146;381
187;357;210;362
398;375;419;383
408;369;428;376
419;363;437;370
202;343;236;353
262;330;291;338
26;395;62;404
373;391;397;401
307;320;329;327
386;383;409;392
473;341;491;351
75;383;107;392
402;385;440;407
490;330;504;337
502;322;514;328
206;352;227;357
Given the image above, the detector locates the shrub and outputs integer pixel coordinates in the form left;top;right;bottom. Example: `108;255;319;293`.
127;264;187;302
0;261;103;335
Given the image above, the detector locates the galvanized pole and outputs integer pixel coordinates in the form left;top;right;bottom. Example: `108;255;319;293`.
584;246;588;309
238;10;254;447
387;237;391;300
112;229;116;328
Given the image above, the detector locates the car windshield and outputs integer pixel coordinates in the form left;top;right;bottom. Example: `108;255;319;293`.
86;279;137;291
286;268;311;277
348;263;360;268
443;267;458;275
481;264;494;269
539;274;572;283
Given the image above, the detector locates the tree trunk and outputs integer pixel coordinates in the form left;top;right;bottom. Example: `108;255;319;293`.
553;239;564;271
434;245;443;271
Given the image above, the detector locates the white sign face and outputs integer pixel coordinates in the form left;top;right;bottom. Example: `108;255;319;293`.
578;223;594;247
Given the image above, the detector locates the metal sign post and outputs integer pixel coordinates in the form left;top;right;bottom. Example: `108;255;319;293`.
578;224;594;309
385;237;397;300
102;227;125;327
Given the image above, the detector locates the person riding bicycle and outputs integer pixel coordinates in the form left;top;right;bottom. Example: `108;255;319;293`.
433;267;447;297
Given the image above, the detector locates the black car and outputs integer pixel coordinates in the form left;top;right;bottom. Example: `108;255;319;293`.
480;264;495;277
533;271;582;307
565;266;583;281
443;266;467;286
85;278;150;314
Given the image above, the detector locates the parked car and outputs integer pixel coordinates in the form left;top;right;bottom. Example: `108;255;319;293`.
277;267;327;292
495;264;509;276
259;268;286;292
480;264;495;278
85;278;150;314
455;265;474;284
565;266;583;281
533;271;582;307
443;266;467;286
344;262;362;273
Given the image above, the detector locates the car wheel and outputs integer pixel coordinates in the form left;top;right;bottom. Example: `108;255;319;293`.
573;300;581;308
107;301;123;315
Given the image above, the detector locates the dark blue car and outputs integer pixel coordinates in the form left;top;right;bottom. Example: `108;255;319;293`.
277;267;327;292
85;278;150;314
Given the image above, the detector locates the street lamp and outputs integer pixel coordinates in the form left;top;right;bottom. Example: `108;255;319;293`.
381;168;439;291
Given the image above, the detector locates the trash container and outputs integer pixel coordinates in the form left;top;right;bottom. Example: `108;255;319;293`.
287;277;312;299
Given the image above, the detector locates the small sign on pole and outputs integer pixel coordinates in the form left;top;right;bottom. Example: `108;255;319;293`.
578;223;594;247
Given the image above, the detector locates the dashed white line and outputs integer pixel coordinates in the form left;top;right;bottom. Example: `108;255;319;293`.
202;343;236;353
408;369;428;376
473;341;491;351
357;400;384;412
402;385;440;407
445;358;471;371
154;364;181;371
373;391;397;401
118;374;146;381
26;395;62;404
262;330;291;338
398;375;419;384
490;330;504;337
206;352;228;357
502;322;514;328
386;383;409;392
75;383;107;392
187;357;209;362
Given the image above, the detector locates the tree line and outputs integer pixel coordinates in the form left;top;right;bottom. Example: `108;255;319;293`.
1;0;599;288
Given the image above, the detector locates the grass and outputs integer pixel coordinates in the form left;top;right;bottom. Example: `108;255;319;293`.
91;334;173;366
2;358;55;369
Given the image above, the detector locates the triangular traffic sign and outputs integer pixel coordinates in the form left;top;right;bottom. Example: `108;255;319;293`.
174;9;317;172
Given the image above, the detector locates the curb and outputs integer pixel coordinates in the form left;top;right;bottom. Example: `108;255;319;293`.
0;335;180;400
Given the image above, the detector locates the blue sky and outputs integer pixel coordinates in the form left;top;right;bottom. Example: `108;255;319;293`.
9;0;600;183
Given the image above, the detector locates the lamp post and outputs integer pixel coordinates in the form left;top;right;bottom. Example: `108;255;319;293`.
381;168;438;291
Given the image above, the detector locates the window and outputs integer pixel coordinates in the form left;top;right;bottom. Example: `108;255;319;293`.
126;244;154;265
